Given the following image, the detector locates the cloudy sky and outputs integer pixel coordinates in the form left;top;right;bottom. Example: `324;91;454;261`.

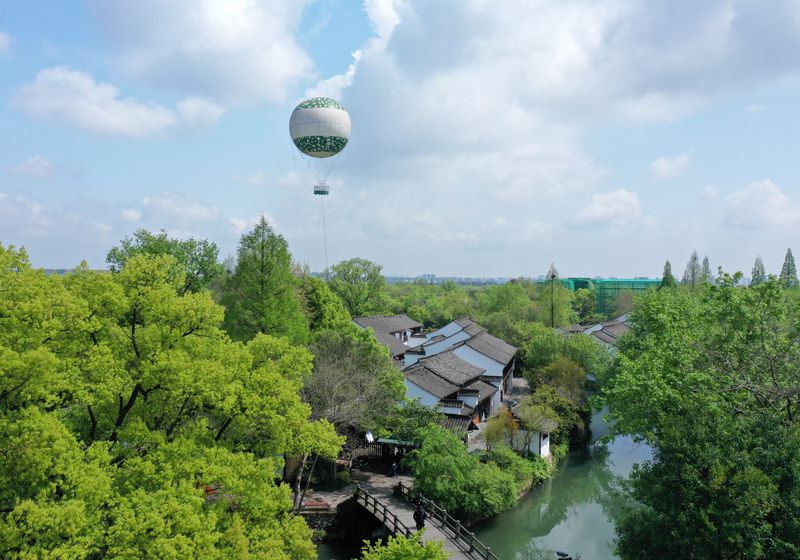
1;1;799;277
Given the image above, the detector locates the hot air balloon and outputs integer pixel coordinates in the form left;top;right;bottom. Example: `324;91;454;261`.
289;97;351;195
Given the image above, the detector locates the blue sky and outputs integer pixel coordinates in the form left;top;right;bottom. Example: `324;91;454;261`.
1;1;799;278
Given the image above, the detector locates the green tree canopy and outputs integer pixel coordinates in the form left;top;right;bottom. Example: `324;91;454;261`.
326;257;388;317
106;228;224;294
221;216;309;343
537;263;573;327
572;288;596;323
298;274;351;332
407;425;516;519
605;273;800;557
539;356;585;403
659;259;677;289
682;250;702;287
751;255;766;286
0;244;341;558
780;247;798;288
361;532;449;560
701;255;713;283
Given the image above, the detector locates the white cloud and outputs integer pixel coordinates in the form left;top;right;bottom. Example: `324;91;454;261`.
702;184;720;199
177;97;225;128
0;30;11;53
14;67;225;138
88;0;312;105
651;153;690;180
724;180;800;229
574;189;643;228
143;193;221;224
15;66;176;138
0;193;117;267
229;216;260;233
230;172;265;186
121;208;142;221
10;155;53;179
747;103;765;114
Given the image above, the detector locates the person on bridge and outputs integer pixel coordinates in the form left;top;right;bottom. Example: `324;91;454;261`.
413;503;427;531
391;461;397;477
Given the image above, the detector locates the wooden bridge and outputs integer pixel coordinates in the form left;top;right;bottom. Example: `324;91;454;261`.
353;478;498;560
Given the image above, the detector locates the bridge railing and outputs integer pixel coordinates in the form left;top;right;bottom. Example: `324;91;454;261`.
354;485;414;538
397;481;498;560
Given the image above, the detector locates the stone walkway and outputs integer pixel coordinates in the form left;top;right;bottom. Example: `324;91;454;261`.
310;469;482;559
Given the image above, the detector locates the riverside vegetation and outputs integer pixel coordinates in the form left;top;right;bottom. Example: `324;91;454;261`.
4;220;794;559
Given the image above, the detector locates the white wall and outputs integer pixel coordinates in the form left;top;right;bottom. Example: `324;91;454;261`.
404;379;440;407
511;429;550;458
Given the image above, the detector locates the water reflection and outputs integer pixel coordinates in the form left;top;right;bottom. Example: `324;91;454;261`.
473;408;651;560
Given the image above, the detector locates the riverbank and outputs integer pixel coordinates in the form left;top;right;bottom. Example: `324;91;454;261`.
471;407;651;559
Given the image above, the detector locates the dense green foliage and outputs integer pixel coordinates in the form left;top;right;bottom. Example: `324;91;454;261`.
659;259;677;289
222;217;310;343
360;532;448;560
408;426;517;518
572;288;596;323
106;228;224;294
0;243;342;559
298;274;351;332
751;255;766;286
326;258;388;317
518;323;611;383
780;247;798;288
383;398;444;443
605;274;800;558
408;425;550;519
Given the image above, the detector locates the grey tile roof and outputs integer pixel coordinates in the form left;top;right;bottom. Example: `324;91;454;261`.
418;351;486;386
592;330;618;344
373;330;408;357
463;379;498;401
465;332;517;365
454;317;476;328
404;365;460;399
353;313;423;334
602;322;628;338
441;414;476;434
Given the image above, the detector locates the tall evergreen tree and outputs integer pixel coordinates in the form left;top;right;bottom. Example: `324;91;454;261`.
751;255;766;286
222;216;310;342
780;248;798;288
544;263;560;327
659;260;677;289
701;255;713;283
682;250;702;288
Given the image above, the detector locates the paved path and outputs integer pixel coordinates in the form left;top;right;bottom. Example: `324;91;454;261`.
354;472;471;560
310;470;486;559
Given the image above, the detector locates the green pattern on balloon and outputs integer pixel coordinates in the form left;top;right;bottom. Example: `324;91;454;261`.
293;135;348;156
296;98;344;110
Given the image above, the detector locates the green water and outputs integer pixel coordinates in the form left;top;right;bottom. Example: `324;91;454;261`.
318;407;650;560
317;540;361;560
472;408;651;559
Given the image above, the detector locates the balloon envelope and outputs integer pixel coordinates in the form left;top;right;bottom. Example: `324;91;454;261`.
289;97;351;158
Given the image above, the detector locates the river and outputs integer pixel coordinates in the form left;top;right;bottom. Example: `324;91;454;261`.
472;407;651;559
318;407;651;559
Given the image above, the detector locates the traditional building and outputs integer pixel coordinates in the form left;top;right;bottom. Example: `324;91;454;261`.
403;351;499;436
405;318;517;400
